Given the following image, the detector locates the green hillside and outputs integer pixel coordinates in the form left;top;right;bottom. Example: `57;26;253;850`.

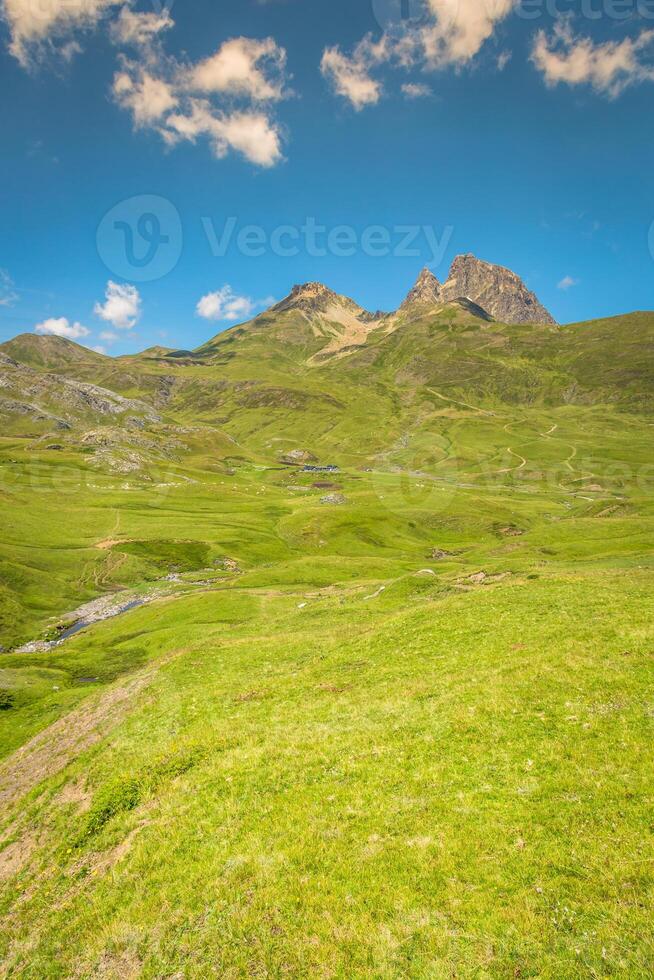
1;295;653;976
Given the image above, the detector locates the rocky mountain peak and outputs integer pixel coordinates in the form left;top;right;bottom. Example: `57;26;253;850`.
272;281;365;317
400;267;442;311
441;254;556;325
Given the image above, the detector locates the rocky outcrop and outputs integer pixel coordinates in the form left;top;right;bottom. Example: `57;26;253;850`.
399;268;442;312
0;359;160;433
272;282;368;319
440;254;556;325
398;255;556;325
62;379;160;422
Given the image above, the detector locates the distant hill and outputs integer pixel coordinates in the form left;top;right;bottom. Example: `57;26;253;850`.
0;334;109;371
1;263;652;453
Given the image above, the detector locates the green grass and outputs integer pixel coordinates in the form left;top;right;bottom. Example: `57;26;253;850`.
1;572;653;976
1;311;654;975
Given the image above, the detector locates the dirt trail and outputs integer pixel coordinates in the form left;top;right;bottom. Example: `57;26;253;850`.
95;509;123;550
426;387;496;418
0;655;178;811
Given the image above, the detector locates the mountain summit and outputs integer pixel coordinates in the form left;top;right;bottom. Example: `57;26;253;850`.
272;282;368;319
441;254;556;325
399;255;555;325
399;268;442;311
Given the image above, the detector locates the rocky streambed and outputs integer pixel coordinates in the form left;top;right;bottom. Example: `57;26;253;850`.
13;592;164;654
11;563;242;654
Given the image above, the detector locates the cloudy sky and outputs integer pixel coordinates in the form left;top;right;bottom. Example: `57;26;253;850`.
0;0;653;353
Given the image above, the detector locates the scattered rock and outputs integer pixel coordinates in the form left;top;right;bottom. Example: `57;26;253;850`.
280;448;316;465
498;526;524;537
15;640;57;654
214;557;240;572
320;493;347;506
468;571;488;584
430;548;455;560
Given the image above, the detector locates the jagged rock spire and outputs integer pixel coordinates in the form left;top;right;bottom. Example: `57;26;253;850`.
398;256;556;324
400;267;442;310
441;254;556;325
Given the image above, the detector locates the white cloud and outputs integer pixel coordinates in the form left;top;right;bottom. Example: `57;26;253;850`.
321;44;383;110
110;8;173;48
91;345;107;355
3;0;120;65
497;50;511;71
93;281;141;329
532;21;654;97
0;269;18;307
113;69;178;125
112;30;288;167
99;330;119;342
401;82;432;99
163;102;283;167
35;317;90;340
190;37;287;101
557;275;579;291
207;110;283;167
196;286;258;322
415;0;518;69
322;0;519;108
2;0;289;169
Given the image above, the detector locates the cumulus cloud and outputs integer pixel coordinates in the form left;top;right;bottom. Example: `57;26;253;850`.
3;0;120;65
113;32;288;166
415;0;518;69
2;0;289;168
532;20;654;97
109;7;173;48
163;103;283;167
401;82;432;98
93;281;141;329
321;44;383;110
0;269;18;307
35;317;90;340
557;275;579;291
190;37;287;100
196;286;274;323
322;0;518;108
113;69;178;125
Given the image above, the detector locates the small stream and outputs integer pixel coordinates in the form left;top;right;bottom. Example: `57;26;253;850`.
14;596;153;654
12;572;229;654
56;599;146;642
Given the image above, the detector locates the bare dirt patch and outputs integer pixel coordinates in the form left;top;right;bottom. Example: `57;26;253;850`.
95;538;128;551
0;652;182;811
0;833;37;881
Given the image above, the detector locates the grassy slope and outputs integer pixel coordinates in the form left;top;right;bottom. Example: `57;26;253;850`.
0;310;653;975
1;570;653;976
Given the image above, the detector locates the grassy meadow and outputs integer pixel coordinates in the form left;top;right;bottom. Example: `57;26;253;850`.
0;308;653;975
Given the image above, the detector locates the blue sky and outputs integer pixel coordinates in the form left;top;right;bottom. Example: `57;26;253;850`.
1;0;653;354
